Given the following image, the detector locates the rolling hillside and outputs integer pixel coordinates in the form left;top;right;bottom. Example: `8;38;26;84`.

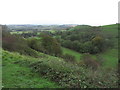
2;24;118;88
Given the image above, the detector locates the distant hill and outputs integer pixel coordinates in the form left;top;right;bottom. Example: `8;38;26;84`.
7;24;78;31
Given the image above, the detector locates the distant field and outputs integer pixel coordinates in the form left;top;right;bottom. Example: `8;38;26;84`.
27;36;41;40
40;30;56;33
10;29;67;35
10;31;33;34
101;24;118;37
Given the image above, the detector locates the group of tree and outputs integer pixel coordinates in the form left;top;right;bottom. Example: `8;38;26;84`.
27;33;62;56
54;25;114;54
2;26;39;57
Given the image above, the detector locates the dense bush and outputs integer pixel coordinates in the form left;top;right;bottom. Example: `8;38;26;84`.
21;32;37;38
29;58;118;88
27;38;45;52
40;33;62;56
29;60;89;88
61;39;100;54
81;54;100;70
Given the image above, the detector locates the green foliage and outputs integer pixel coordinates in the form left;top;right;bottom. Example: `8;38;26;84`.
27;33;62;56
92;36;105;52
21;32;37;38
82;41;93;53
40;33;62;56
27;38;45;52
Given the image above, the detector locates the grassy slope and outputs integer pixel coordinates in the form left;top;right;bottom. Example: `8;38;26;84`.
2;49;118;88
101;24;118;36
100;24;118;68
62;47;82;62
2;50;88;88
62;47;97;62
98;49;118;68
2;50;60;88
62;47;118;68
101;24;118;48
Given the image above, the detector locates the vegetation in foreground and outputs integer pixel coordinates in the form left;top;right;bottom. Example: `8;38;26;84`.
2;50;118;88
2;50;60;88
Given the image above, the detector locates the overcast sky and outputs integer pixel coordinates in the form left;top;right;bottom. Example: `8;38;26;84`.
0;0;119;26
